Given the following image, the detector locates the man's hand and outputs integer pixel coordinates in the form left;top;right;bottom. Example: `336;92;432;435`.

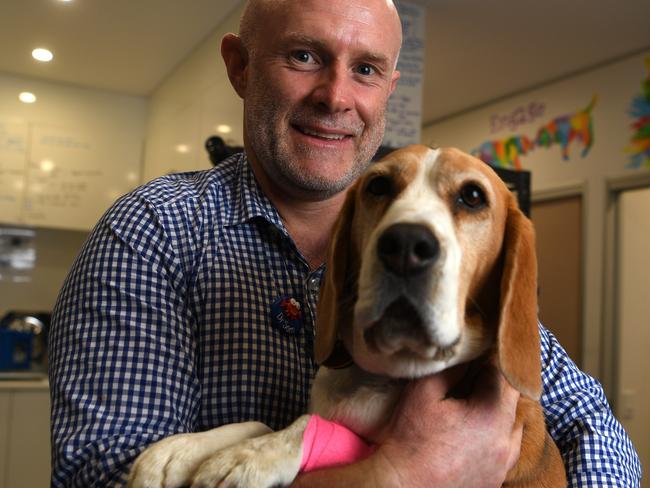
372;363;523;488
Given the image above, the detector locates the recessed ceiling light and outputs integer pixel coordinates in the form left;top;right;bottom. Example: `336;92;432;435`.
216;124;232;134
19;92;37;103
175;144;190;154
40;160;55;172
32;48;54;62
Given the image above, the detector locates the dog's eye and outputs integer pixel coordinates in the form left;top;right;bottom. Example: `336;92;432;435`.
365;175;393;197
458;183;487;210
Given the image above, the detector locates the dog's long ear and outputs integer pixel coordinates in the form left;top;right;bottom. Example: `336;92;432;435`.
497;199;542;400
315;184;358;368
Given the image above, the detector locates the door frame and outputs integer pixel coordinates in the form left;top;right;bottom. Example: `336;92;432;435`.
602;173;650;409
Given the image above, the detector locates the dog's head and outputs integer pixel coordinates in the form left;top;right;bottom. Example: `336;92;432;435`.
316;145;541;400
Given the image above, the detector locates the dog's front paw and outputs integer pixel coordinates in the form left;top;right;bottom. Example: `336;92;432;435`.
191;416;309;488
191;438;301;488
127;422;272;488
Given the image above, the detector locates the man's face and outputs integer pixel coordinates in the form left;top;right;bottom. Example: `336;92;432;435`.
241;0;401;200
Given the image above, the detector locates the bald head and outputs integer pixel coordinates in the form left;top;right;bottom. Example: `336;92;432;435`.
221;0;403;202
239;0;402;63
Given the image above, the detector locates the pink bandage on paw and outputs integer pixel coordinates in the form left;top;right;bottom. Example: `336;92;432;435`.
300;414;375;472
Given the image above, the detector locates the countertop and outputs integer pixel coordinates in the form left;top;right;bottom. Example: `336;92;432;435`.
0;370;49;390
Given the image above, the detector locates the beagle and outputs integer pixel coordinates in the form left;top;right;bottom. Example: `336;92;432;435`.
128;145;566;487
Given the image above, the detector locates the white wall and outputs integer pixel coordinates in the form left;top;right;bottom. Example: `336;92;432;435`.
0;72;148;230
142;3;245;182
422;52;650;379
421;54;650;192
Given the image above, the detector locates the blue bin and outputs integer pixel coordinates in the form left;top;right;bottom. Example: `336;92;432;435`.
0;329;34;370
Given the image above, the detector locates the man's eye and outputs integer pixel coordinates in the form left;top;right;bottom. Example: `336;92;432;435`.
292;51;315;64
355;64;375;76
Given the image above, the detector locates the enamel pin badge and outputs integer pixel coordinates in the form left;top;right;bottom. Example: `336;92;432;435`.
271;296;304;335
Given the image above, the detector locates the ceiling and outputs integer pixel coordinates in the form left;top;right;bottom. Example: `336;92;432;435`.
422;0;650;124
1;0;649;125
0;0;242;97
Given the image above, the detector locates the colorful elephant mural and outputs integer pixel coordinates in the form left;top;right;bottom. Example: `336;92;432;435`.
472;96;597;170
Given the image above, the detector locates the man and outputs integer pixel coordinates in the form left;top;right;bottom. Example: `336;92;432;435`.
49;0;641;486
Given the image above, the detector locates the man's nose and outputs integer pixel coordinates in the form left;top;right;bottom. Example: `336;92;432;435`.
311;66;354;113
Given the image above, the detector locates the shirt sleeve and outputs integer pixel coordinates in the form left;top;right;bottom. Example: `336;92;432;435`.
539;324;642;487
48;193;202;487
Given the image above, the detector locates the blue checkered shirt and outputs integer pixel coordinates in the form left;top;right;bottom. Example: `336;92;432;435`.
49;153;641;487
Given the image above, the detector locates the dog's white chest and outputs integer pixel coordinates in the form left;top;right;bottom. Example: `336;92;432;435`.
308;365;404;440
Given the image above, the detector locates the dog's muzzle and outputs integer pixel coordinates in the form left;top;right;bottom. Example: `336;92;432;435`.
360;222;457;359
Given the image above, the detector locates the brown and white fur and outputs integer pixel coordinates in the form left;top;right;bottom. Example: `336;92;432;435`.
128;145;566;488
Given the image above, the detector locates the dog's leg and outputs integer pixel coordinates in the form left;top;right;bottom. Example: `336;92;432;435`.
191;414;311;488
127;421;272;488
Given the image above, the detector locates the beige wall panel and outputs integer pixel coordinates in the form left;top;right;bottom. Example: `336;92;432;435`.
0;393;11;488
531;196;583;365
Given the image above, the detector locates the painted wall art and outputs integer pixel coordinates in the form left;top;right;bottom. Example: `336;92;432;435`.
473;97;597;170
626;57;650;169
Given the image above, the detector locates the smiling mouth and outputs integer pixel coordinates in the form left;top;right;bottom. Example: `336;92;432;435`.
293;125;352;141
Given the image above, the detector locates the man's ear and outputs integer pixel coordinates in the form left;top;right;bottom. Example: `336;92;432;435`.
221;33;249;98
389;70;400;96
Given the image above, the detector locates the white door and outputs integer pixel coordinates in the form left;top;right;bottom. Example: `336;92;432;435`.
616;186;650;488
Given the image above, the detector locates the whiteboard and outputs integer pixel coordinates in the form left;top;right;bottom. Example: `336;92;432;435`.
0;121;141;230
0;121;28;223
383;1;426;148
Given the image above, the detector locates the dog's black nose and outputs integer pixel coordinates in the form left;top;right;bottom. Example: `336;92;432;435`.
377;223;439;276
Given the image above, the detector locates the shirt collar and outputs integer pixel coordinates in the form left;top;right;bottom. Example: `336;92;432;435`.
227;152;288;235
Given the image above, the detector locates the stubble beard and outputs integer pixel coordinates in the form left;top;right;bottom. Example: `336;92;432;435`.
245;94;386;199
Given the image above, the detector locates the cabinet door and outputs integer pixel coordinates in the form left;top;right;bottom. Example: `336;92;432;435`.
0;393;10;488
6;390;51;488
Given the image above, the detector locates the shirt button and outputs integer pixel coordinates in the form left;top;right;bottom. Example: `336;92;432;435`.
307;276;320;294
